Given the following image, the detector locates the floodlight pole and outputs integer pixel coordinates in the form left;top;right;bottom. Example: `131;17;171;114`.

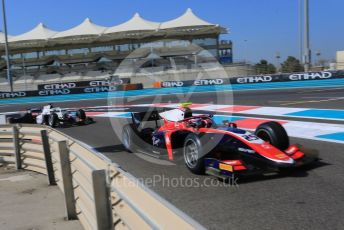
303;0;311;72
299;0;303;62
2;0;12;92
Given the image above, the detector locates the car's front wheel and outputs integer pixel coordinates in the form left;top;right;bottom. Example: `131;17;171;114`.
255;121;289;150
122;125;136;152
183;133;205;174
84;117;94;125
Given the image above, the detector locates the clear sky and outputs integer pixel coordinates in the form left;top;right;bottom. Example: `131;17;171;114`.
3;0;344;64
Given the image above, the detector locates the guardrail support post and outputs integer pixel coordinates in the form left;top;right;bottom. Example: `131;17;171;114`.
41;130;56;185
92;170;113;230
58;141;77;220
13;125;21;170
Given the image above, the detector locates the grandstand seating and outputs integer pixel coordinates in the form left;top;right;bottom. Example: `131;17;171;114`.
59;73;82;82
34;74;61;83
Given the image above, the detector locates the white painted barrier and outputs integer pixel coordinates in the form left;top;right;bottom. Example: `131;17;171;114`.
0;124;204;230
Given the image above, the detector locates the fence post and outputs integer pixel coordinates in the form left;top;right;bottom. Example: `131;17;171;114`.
41;130;56;185
92;170;113;230
58;141;77;220
13;125;21;170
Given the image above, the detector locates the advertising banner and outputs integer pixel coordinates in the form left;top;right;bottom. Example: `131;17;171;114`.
160;71;344;87
37;78;131;90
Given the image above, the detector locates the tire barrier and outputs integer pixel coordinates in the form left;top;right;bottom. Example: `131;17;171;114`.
0;124;204;230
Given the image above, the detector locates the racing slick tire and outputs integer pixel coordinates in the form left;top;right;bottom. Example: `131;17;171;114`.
76;109;86;120
7;117;14;124
48;113;58;127
84;117;94;125
122;125;137;152
183;133;205;174
255;121;289;150
42;115;49;125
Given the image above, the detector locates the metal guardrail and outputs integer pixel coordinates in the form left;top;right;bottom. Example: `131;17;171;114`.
0;124;204;230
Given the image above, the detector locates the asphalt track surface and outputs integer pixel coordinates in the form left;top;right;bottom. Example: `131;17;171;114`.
1;86;344;230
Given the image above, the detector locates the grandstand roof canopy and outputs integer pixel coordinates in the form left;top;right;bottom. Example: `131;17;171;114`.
52;18;107;39
105;13;160;34
10;23;57;42
3;8;226;47
0;31;12;43
160;8;214;29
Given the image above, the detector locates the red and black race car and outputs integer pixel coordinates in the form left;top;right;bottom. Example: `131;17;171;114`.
121;103;318;179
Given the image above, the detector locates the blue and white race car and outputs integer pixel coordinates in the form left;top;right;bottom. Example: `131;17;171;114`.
9;104;94;127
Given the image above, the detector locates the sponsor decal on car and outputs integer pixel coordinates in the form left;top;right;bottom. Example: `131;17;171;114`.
238;147;255;154
219;163;233;172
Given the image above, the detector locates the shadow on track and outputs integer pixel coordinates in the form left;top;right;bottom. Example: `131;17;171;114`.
237;160;330;184
94;144;127;153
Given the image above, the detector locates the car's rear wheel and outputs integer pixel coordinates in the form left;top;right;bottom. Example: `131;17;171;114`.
77;109;86;120
183;133;205;174
255;121;289;150
84;117;94;125
48;113;58;127
7;117;14;124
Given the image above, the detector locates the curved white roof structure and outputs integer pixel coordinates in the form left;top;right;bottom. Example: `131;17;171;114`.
10;23;57;42
52;18;106;39
105;13;160;34
3;8;225;47
0;31;12;43
160;8;214;29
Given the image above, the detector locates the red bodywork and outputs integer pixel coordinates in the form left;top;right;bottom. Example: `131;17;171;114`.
156;115;305;163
